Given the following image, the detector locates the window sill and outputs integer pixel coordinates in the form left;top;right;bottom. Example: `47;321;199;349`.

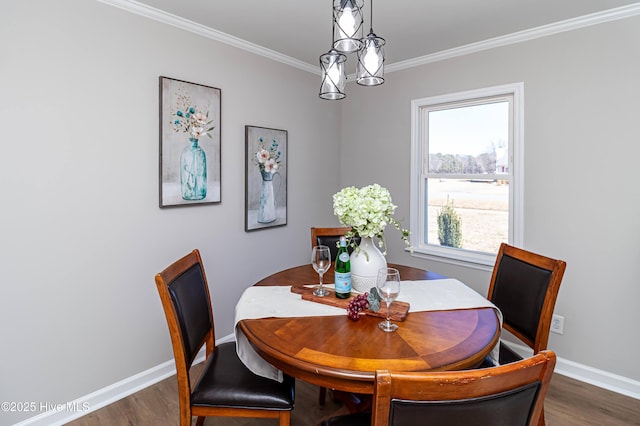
407;246;495;272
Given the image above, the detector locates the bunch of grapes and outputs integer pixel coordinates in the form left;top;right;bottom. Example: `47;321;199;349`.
347;293;370;320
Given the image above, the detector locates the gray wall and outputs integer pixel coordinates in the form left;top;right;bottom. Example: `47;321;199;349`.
341;16;640;381
0;1;341;423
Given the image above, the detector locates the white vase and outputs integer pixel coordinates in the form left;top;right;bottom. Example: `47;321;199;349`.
350;236;387;293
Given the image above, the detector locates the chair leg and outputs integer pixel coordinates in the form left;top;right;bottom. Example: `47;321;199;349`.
279;410;291;426
195;416;205;426
538;407;545;426
318;386;327;405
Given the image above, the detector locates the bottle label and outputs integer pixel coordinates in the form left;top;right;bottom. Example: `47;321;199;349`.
335;272;351;294
338;252;350;262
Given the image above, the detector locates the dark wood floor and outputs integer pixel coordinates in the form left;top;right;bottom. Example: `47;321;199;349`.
67;366;640;426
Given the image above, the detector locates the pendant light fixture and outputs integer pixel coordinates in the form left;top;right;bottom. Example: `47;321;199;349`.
333;0;364;53
319;0;386;99
319;48;347;100
319;2;348;100
356;0;385;86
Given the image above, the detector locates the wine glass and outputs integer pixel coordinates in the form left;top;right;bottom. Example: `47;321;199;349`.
311;245;331;297
376;267;401;332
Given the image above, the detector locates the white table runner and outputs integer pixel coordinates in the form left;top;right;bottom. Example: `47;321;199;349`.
234;279;502;382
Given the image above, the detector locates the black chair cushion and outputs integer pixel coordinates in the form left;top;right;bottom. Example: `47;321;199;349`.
168;264;212;363
389;381;540;426
316;235;361;260
491;254;552;344
191;342;295;410
322;381;540;426
498;341;524;365
320;412;371;426
480;341;525;368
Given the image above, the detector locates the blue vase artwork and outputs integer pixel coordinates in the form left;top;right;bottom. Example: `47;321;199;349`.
255;137;282;223
180;138;207;200
171;90;215;201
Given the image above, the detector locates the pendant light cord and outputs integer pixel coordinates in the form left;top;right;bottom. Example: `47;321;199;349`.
330;0;335;44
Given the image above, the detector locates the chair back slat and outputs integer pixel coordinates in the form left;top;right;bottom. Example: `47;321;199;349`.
389;382;540;425
311;226;360;259
155;249;214;375
491;254;552;345
488;243;566;352
167;263;212;365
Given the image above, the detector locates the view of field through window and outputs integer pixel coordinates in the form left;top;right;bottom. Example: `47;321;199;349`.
425;100;510;254
427;179;508;254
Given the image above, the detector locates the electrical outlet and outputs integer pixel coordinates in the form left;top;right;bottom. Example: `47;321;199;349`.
551;314;564;335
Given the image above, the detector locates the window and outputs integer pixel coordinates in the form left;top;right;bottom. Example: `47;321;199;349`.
410;84;523;268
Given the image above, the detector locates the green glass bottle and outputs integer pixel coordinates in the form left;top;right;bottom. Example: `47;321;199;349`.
334;236;351;299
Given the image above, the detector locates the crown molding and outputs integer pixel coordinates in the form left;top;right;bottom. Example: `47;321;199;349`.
98;0;640;78
385;3;640;74
96;0;319;74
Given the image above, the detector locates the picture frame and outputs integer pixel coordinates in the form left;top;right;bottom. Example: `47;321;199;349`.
245;125;288;231
159;76;221;207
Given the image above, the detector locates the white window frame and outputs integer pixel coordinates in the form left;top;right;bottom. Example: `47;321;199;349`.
409;83;524;269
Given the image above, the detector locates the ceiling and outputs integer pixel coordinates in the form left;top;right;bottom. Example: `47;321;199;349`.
129;0;639;73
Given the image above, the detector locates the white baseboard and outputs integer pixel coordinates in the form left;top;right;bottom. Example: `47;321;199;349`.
14;344;198;425
13;334;637;425
506;341;640;399
14;333;237;426
12;358;183;426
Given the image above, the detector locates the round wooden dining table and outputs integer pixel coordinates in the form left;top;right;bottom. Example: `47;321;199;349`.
237;263;500;395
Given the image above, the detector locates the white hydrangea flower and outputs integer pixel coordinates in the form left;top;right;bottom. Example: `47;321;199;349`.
332;184;411;255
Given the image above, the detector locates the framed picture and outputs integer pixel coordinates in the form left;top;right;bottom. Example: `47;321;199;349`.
245;125;287;231
159;76;221;207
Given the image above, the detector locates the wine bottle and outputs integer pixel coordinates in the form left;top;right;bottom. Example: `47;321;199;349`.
334;236;351;299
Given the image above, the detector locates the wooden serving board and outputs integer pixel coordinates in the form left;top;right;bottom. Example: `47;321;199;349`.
290;286;410;321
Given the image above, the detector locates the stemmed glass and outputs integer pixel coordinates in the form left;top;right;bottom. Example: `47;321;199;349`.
377;267;401;332
311;245;331;297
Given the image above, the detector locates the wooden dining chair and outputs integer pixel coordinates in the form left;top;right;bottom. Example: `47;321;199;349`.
484;243;566;426
487;243;566;366
320;350;557;426
154;249;295;426
310;226;360;259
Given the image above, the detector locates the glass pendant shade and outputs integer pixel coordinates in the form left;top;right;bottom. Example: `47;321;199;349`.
356;31;385;86
333;0;364;53
319;49;347;100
